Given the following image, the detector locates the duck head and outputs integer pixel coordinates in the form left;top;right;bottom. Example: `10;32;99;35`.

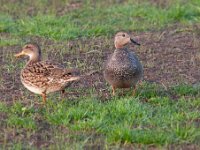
114;32;140;49
15;43;42;62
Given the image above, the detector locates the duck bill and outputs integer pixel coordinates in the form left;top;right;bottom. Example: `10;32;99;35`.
14;51;25;58
130;38;140;46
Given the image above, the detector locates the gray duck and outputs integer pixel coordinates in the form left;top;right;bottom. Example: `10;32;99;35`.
104;32;143;96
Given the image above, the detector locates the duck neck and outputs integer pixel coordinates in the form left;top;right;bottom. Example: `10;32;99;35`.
28;54;41;64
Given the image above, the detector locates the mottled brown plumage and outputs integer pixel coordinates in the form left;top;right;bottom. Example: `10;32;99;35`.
104;32;143;95
15;43;80;104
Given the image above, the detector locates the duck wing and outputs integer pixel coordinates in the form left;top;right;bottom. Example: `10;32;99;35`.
22;61;79;88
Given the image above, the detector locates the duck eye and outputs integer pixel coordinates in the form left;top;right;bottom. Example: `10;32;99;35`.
25;45;31;49
122;34;126;37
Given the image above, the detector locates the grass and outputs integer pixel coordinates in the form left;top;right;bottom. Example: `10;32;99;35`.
0;83;200;149
1;0;200;149
1;0;200;43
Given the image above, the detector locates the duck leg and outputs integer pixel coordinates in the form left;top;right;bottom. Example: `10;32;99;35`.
41;92;47;104
133;80;143;96
112;85;116;96
61;89;65;96
132;85;136;96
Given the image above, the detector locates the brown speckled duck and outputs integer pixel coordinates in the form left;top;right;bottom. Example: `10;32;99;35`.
15;43;80;104
104;32;143;96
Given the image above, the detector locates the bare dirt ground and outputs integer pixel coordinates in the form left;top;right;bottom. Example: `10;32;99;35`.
1;24;200;104
138;24;200;86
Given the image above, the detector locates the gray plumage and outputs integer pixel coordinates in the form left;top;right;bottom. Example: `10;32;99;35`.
103;32;143;95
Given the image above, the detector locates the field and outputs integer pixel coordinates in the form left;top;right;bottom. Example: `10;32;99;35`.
1;0;200;149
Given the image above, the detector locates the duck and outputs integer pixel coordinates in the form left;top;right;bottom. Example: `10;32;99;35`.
15;43;80;104
103;32;143;96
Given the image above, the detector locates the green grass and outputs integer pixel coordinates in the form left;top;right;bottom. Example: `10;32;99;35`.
1;0;200;43
1;84;200;148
